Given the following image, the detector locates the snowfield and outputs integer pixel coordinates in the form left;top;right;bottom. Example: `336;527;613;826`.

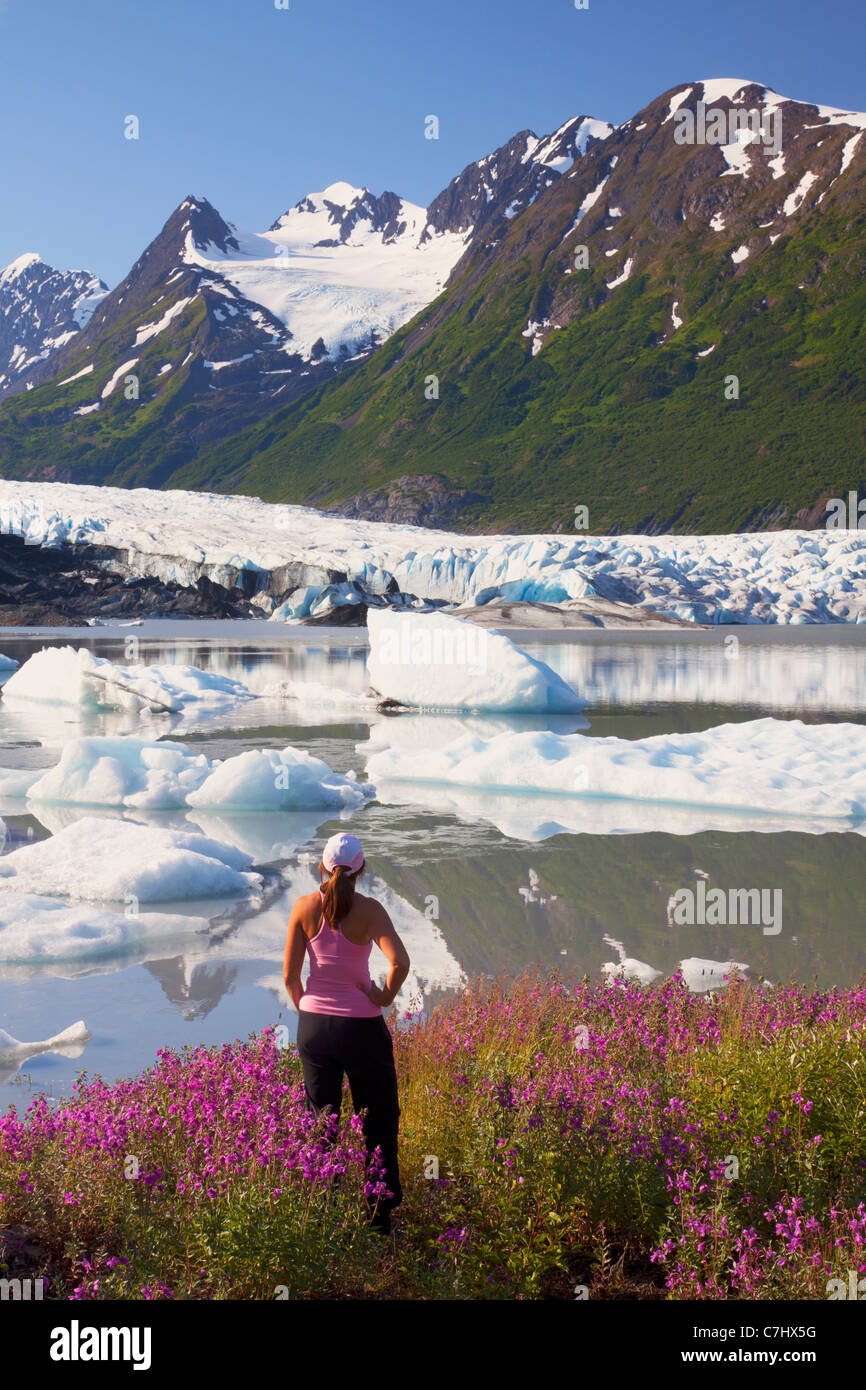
183;187;470;365
0;479;865;624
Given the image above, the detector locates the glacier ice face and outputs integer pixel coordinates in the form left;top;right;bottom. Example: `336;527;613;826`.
0;817;261;902
366;607;585;712
1;478;865;624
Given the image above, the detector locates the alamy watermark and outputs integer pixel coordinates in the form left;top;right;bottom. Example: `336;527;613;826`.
668;882;782;936
377;618;488;677
673;101;782;157
825;493;866;529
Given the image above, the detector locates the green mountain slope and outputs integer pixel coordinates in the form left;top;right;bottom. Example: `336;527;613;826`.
177;81;866;532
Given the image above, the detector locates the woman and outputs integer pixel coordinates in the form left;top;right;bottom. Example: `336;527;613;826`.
283;832;410;1236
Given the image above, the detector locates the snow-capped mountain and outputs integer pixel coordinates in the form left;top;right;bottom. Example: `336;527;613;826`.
424;117;613;236
3;80;864;535
0;111;612;422
0;254;107;397
224;76;866;533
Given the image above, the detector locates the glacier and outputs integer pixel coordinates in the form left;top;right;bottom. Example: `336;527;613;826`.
1;479;864;624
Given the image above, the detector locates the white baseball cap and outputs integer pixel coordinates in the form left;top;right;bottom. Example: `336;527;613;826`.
322;832;365;873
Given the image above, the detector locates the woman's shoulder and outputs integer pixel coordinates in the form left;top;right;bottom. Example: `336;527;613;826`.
353;891;388;924
293;889;323;920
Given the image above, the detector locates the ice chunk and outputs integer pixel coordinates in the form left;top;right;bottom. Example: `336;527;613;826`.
261;678;380;710
366;608;585;713
22;736;212;808
0;1020;90;1060
365;716;866;823
185;747;371;811
2;647;254;715
601;935;663;986
0;653;18;670
0;768;45;797
0;890;209;962
678;958;749;993
0;817;260;902
4;735;371;813
599;935;748;993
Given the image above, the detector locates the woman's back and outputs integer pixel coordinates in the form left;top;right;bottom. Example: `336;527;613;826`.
298;891;382;1017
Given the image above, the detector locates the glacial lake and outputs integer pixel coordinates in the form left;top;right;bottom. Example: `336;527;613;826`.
1;619;864;1113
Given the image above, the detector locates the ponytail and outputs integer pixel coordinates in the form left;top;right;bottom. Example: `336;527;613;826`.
319;860;363;930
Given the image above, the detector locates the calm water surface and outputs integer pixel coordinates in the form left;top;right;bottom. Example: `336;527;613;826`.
0;621;863;1111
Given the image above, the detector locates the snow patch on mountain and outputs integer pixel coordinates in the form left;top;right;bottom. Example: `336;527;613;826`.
783;170;820;216
606;257;634;288
134;297;194;347
183;188;469;364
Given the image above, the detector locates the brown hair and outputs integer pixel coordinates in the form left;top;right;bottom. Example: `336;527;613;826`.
319;859;364;930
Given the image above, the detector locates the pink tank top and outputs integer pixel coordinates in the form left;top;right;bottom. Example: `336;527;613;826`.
298;892;382;1017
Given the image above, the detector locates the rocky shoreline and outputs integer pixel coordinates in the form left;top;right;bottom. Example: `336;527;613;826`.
0;532;263;626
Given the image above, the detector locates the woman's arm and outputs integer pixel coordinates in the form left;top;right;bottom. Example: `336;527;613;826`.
358;902;411;1008
283;902;308;1011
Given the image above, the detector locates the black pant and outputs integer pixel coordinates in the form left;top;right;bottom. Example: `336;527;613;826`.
295;1012;403;1218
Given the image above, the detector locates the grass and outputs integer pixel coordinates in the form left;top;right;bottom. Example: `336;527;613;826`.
1;965;864;1300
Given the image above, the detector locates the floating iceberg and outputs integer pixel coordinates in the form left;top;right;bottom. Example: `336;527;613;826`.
261;678;381;711
0;735;371;813
0;817;261;902
366;607;585;713
0;1020;90;1061
365;716;866;825
364;773;858;840
185;747;370;812
1;646;254;715
0;653;18;671
0;889;210;962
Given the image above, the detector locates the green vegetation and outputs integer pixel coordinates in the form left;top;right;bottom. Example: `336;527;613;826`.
2;968;864;1299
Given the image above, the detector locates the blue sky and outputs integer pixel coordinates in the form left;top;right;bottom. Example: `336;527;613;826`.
1;0;864;285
